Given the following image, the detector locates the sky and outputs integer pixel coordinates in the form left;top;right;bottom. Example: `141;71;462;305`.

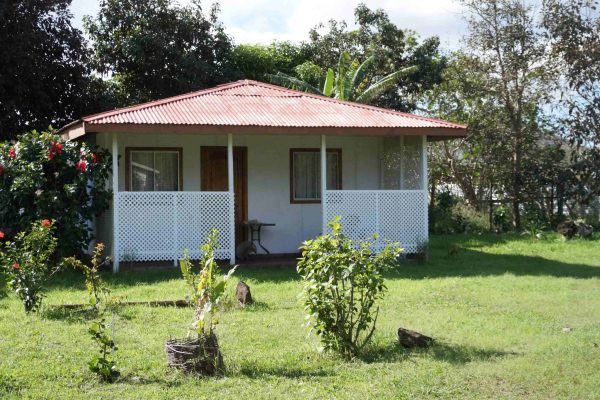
70;0;467;50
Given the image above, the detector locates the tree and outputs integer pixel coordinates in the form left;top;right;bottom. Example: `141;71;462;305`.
543;0;600;209
459;0;555;229
229;41;312;81
305;3;446;111
269;51;416;104
426;53;512;210
85;0;235;106
0;0;92;140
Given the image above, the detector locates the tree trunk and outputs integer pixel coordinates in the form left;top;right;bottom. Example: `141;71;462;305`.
511;121;523;231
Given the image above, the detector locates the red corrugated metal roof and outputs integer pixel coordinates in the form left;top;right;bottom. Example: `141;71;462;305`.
81;80;466;132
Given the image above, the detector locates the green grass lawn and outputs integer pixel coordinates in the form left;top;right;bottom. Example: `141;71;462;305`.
1;233;600;399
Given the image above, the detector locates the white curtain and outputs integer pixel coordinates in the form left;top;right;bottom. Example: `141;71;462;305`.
293;151;339;200
131;151;179;191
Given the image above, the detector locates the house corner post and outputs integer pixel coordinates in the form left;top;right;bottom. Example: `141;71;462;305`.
227;133;235;265
112;133;120;273
422;135;429;245
321;134;327;235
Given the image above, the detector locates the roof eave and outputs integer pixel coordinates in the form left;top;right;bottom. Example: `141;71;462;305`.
83;123;467;138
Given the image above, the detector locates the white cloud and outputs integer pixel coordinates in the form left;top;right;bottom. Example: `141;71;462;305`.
71;0;466;49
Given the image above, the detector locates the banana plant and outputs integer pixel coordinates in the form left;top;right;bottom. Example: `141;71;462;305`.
269;51;417;104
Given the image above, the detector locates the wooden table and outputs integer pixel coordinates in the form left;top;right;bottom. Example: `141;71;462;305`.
241;220;275;254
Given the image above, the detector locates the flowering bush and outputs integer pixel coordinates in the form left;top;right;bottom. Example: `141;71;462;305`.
0;128;111;258
0;220;59;312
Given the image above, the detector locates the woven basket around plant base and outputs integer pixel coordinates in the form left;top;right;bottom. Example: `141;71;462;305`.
165;334;223;376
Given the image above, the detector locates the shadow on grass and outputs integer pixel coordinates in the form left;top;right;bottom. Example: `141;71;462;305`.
361;341;515;364
46;234;600;290
393;249;600;280
238;363;333;379
40;306;98;322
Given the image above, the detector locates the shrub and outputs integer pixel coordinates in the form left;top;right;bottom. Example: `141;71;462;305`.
452;202;488;233
492;205;513;232
88;318;119;382
65;243;119;382
0;220;59;312
65;243;112;310
180;229;236;337
430;191;487;234
0;128;111;258
168;229;236;376
297;217;401;357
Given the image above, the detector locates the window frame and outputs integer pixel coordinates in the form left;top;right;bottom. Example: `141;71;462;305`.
125;147;184;191
289;148;342;204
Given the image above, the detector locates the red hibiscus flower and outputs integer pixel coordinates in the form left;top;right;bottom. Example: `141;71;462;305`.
0;231;4;239
8;148;16;159
52;142;62;154
41;219;51;227
91;153;98;164
12;262;20;270
47;151;53;161
76;161;87;172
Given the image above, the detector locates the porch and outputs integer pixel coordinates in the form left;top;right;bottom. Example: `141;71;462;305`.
99;132;428;271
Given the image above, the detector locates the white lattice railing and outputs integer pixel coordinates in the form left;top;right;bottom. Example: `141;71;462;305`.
115;192;234;262
324;190;428;253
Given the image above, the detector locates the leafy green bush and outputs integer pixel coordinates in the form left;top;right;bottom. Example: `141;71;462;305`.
297;217;401;357
452;202;488;233
430;191;487;234
493;205;513;232
0;219;59;312
0;129;111;258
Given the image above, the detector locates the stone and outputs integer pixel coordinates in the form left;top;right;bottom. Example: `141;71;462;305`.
557;220;578;239
236;281;253;306
398;327;434;348
577;223;594;238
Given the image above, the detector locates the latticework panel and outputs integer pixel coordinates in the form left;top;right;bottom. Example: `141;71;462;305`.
116;192;234;262
324;190;428;253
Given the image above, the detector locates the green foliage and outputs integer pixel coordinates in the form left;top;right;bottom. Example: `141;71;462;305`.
64;243;112;310
66;243;119;382
0;0;93;140
88;318;119;382
0;220;59;312
543;0;600;207
180;229;236;337
85;0;235;106
0;128;112;258
493;206;513;233
230;41;312;81
430;191;487;234
269;51;416;105
306;4;446;111
297;217;401;357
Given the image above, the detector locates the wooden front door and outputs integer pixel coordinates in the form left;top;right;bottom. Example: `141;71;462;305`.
201;146;248;246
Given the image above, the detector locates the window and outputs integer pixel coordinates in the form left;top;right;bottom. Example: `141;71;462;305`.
126;148;182;191
290;149;341;203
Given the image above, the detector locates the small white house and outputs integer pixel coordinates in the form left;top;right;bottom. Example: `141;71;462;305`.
59;80;466;271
